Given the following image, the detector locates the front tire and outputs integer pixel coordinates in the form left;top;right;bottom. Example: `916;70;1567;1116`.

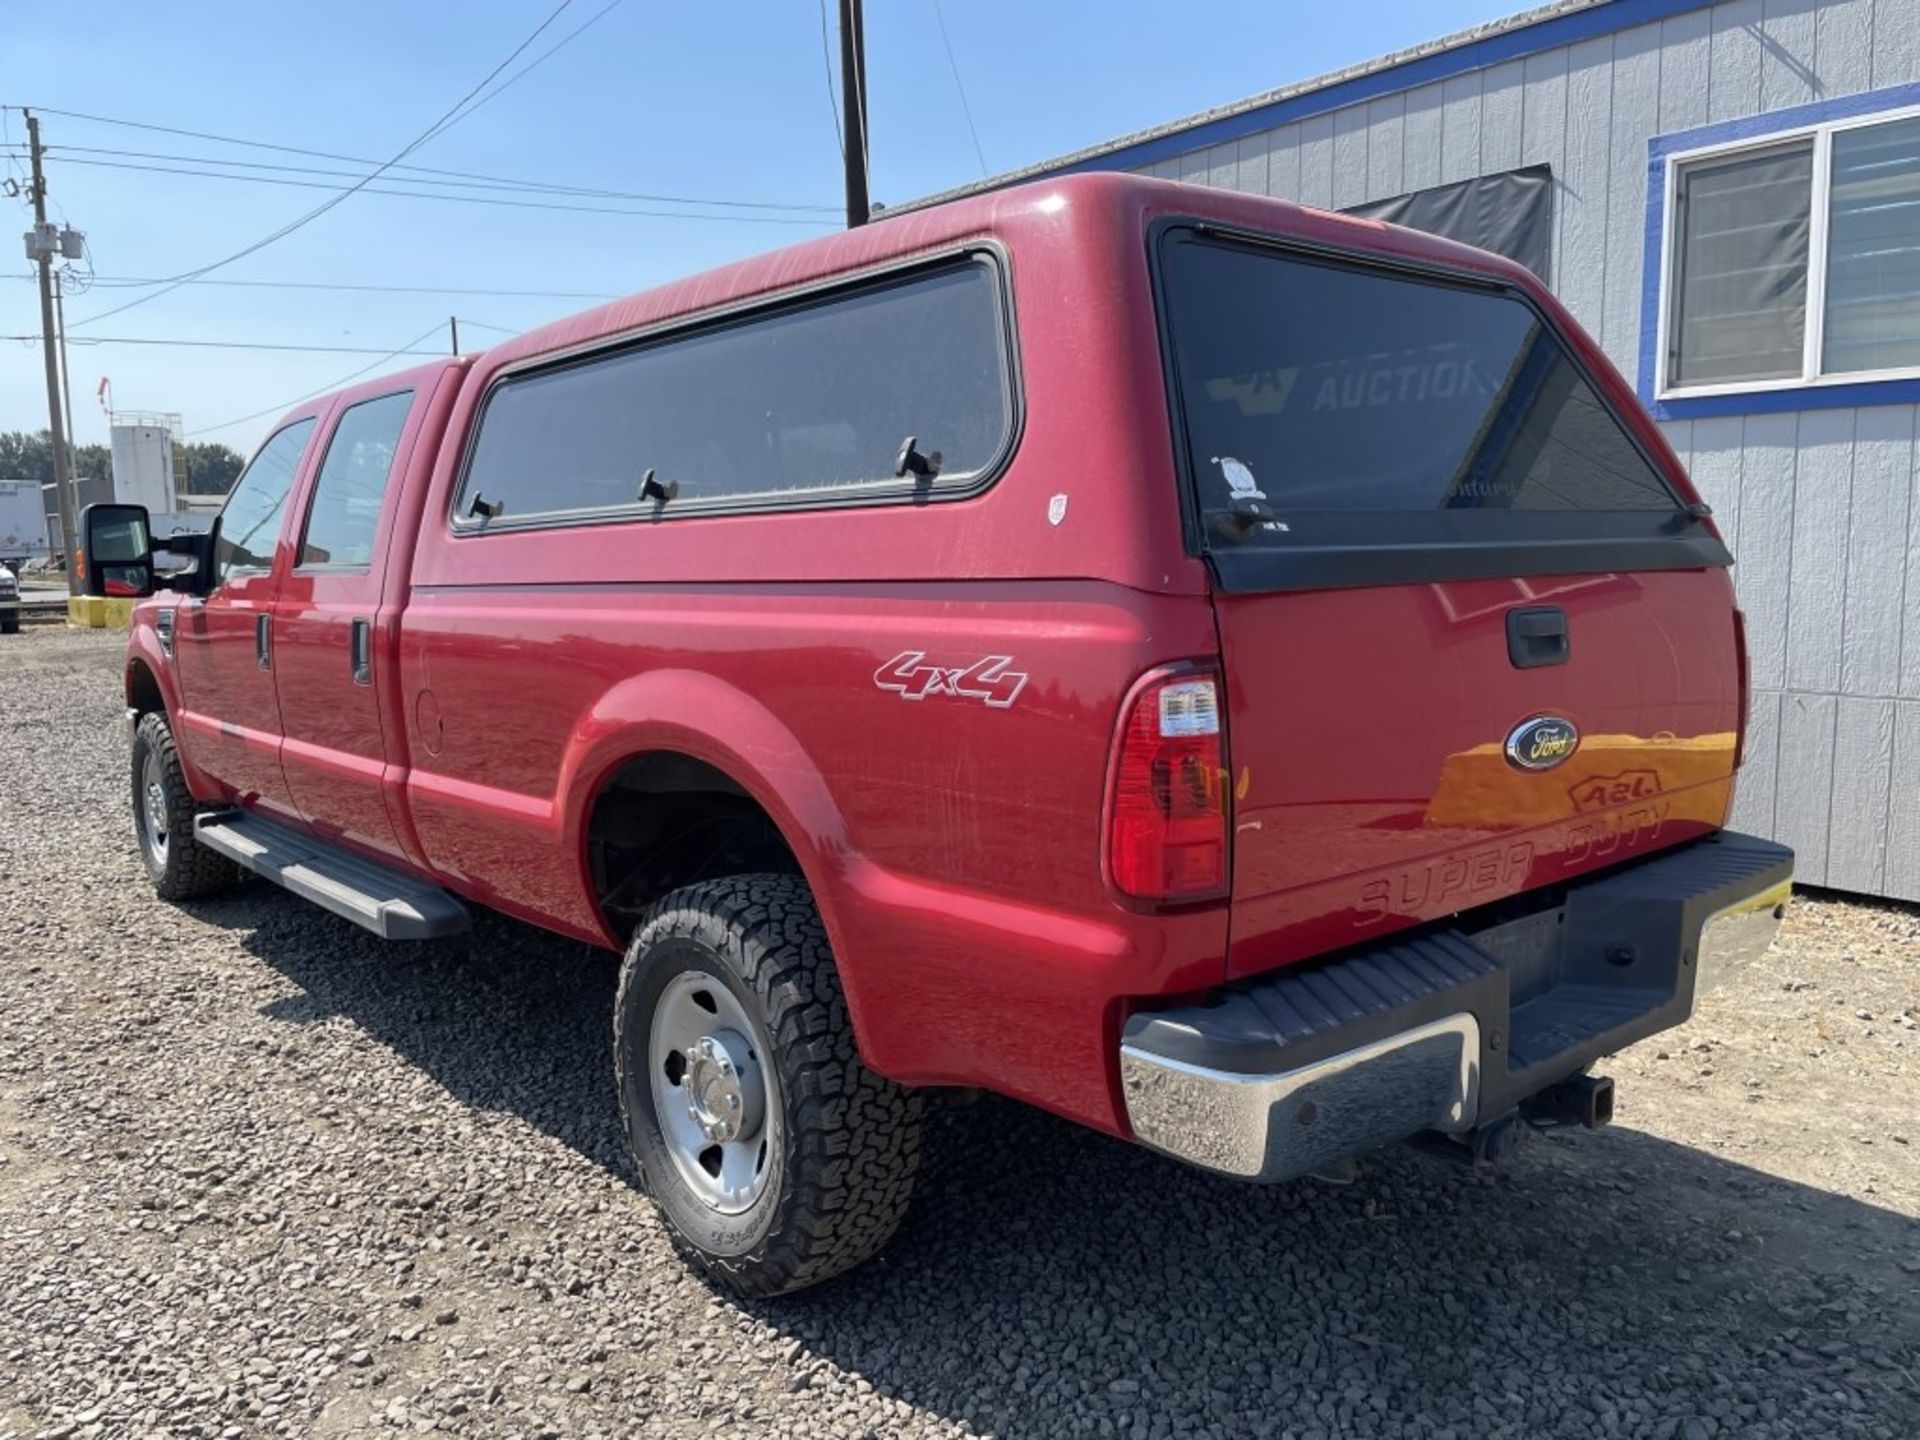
131;711;241;901
614;874;922;1297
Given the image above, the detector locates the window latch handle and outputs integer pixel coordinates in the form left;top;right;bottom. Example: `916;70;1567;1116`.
1215;493;1283;537
894;435;942;481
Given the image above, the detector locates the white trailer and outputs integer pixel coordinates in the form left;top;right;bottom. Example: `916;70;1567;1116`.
0;480;46;569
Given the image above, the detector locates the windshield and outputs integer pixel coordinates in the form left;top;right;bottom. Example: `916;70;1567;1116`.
1159;233;1681;546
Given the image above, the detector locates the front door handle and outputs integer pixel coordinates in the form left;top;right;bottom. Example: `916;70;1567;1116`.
350;618;373;686
255;613;272;671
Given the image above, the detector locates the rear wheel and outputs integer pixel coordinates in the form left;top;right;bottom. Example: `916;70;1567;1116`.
131;711;241;901
614;874;922;1296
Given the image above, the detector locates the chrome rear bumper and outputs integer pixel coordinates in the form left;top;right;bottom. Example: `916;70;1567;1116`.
1697;878;1792;994
1121;1013;1479;1182
1119;831;1793;1184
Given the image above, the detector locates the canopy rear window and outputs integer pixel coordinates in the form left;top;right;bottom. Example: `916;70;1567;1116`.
1156;229;1724;591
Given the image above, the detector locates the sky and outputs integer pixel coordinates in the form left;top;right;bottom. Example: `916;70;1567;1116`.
3;0;1521;460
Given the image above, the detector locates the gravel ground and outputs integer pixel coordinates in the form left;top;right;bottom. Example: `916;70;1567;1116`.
1;624;1917;1440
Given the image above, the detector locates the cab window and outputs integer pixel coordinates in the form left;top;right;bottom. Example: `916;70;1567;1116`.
214;419;316;586
298;391;413;569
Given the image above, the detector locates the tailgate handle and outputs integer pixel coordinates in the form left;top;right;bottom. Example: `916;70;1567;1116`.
1507;606;1569;669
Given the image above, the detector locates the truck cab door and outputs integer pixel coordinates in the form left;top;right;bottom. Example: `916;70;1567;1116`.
272;387;424;863
172;415;322;814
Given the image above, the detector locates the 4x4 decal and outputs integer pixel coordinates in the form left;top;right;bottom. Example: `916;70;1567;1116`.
874;651;1028;708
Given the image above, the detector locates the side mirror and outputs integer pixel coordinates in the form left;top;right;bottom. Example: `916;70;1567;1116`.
80;503;154;599
155;523;217;596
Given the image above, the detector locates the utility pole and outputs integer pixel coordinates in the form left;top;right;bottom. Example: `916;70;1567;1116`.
24;110;80;593
838;0;869;227
449;315;459;355
54;279;79;500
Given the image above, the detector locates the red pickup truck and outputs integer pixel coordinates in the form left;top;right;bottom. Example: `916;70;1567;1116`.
93;173;1792;1297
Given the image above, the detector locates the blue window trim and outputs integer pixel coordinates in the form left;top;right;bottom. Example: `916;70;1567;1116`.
1639;80;1920;421
1037;0;1721;180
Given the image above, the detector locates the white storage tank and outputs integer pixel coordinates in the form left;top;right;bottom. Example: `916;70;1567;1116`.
109;415;181;517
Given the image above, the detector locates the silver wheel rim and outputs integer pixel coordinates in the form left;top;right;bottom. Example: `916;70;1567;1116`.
647;970;777;1214
140;752;170;863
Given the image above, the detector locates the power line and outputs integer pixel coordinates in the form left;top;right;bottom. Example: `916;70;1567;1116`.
187;320;456;437
6;332;454;354
928;0;989;178
11;114;836;213
41;155;838;226
0;105;25;192
26;273;621;300
407;0;628;140
66;0;584;330
35;142;836;214
454;318;520;336
817;0;845;161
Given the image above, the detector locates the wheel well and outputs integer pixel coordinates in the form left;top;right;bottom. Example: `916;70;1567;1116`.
127;660;165;718
586;752;802;942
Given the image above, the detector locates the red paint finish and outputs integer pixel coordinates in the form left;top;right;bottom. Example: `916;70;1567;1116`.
273;363;468;864
124;174;1738;1141
170;566;292;812
167;411;327;818
1216;568;1738;978
396;582;1226;1130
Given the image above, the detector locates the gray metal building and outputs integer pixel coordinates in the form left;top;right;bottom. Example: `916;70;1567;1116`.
917;0;1920;901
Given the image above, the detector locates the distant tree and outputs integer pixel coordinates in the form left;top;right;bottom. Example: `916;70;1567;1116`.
0;430;42;482
181;442;244;496
0;429;240;496
0;429;111;485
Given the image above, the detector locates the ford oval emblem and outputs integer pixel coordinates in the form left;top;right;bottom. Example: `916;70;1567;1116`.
1504;715;1580;772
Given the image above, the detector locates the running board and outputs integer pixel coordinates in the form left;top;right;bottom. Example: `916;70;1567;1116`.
194;810;471;940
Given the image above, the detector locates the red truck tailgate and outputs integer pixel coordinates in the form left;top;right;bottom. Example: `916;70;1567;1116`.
1151;223;1740;980
1215;569;1738;978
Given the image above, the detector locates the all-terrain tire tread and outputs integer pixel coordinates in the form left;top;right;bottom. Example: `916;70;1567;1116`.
614;873;922;1297
133;711;242;901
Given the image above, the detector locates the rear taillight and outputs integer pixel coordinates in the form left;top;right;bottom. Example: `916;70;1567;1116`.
1106;668;1229;902
1733;608;1750;771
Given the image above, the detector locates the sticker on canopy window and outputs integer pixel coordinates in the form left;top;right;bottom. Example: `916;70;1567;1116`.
1214;455;1265;499
1211;456;1290;533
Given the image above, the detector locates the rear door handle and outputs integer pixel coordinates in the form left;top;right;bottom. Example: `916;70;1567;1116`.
255;613;272;671
350;618;373;686
1507;606;1569;669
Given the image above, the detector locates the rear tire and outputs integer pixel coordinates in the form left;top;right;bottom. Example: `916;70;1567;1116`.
131;711;241;901
0;614;18;635
614;874;922;1297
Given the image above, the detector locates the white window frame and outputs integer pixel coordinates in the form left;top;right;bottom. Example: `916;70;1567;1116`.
1655;100;1920;400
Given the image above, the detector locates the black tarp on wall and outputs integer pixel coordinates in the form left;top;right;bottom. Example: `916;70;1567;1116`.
1342;164;1554;281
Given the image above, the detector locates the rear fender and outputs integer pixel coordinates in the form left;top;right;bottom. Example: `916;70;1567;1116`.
559;669;878;1033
